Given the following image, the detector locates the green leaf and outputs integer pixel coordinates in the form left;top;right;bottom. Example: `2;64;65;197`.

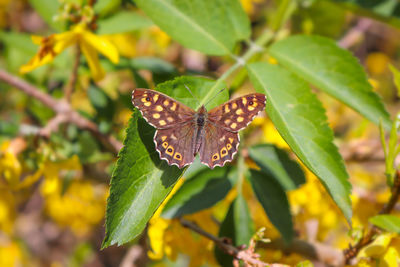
161;168;234;218
102;111;183;248
389;64;400;98
134;0;250;55
248;144;305;191
94;0;122;17
269;35;391;130
370;215;400;234
332;0;400;28
103;76;228;248
249;170;293;243
215;194;254;267
97;11;153;34
28;0;65;31
247;62;352;222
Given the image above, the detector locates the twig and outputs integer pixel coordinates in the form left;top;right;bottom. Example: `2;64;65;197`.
344;170;400;263
64;45;81;102
39;113;68;137
0;70;122;154
338;18;373;49
179;218;288;267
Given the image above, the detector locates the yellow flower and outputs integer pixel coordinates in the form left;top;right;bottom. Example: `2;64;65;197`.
104;33;137;58
359;233;395;258
147;178;184;260
0;241;23;267
0;141;21;188
20;24;119;81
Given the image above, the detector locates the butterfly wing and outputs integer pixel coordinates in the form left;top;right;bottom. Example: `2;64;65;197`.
132;88;195;129
207;93;266;132
154;122;196;168
199;122;240;169
199;93;266;169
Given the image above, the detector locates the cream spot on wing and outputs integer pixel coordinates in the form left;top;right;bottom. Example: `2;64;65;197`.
170;102;177;111
141;97;147;103
231;123;237;129
236;109;243;115
155;105;163;112
229;138;234;143
162;142;168;148
219;136;226;142
171;134;177;140
212;153;220;161
153;94;159;102
159;120;166;126
220;147;228;157
232;102;237;109
174;152;182;161
144;102;151;107
227;143;232;150
248;106;255;111
167;117;174;122
242;97;247;105
237;116;244;122
163;100;169;106
166;145;174;156
153;113;160;119
161;136;167;141
224;119;231;125
224;105;230;113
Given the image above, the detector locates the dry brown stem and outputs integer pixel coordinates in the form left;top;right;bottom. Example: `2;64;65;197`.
0;70;122;154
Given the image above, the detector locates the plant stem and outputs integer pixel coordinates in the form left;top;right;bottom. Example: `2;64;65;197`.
198;29;274;108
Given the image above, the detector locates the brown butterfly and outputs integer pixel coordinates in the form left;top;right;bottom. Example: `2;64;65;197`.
132;89;266;169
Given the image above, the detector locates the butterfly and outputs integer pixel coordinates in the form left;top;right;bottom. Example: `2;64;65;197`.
132;88;266;169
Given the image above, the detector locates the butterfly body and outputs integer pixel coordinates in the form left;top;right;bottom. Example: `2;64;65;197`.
132;88;266;169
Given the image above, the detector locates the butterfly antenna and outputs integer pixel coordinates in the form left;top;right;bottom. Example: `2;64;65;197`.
184;84;201;106
204;87;227;108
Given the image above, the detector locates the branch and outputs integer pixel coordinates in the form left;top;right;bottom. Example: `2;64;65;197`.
338;18;373;49
0;70;122;154
179;218;288;267
344;170;400;263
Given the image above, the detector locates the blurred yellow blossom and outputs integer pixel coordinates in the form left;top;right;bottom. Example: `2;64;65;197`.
20;24;119;81
149;26;171;49
148;178;184;260
366;52;390;75
240;0;264;15
0;189;16;233
45;179;107;236
104;33;137;58
0;241;23;267
0;141;21;188
358;234;400;267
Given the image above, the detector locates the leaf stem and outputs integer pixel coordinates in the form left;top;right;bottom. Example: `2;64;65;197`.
198;29;274;107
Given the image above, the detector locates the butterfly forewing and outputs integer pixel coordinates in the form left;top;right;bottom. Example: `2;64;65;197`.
132;89;195;129
133;88;267;169
199;122;240;169
207;93;266;132
154;122;196;168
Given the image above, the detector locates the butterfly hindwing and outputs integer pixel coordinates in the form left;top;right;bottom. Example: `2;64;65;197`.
199;122;240;169
154;122;196;168
132;88;195;129
207;93;266;132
